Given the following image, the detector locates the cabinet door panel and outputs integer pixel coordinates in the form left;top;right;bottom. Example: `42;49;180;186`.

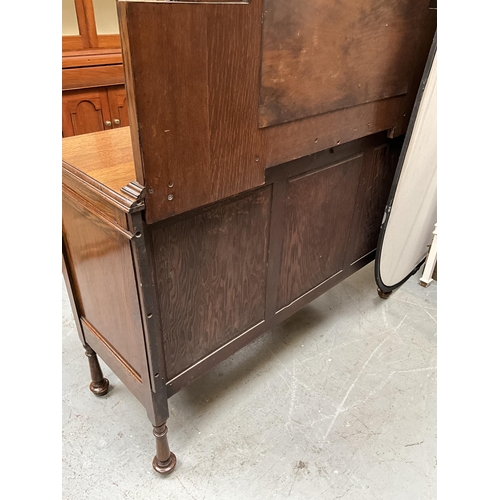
107;86;129;128
277;155;364;309
62;88;112;137
348;143;400;265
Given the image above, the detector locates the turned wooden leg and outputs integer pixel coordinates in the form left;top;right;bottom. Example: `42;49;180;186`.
377;287;392;300
152;423;177;474
84;346;110;396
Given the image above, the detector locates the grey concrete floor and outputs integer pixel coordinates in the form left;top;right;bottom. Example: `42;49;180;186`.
62;262;437;499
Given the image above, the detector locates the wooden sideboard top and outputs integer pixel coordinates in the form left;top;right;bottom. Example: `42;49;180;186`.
62;127;143;213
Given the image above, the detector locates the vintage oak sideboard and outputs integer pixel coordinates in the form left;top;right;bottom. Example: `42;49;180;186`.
62;0;436;474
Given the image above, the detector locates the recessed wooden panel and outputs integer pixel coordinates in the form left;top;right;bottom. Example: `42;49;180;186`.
259;0;427;127
277;155;364;309
151;187;271;379
119;1;264;223
62;193;149;382
62;88;111;137
349;143;400;264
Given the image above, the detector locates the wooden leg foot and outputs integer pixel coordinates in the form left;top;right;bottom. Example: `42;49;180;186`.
152;423;177;474
85;346;110;396
377;287;392;300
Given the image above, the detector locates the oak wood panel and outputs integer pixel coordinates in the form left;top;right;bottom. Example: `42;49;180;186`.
348;142;400;265
262;2;433;170
167;239;376;397
277;155;364;309
62;64;125;91
263;95;403;168
62;192;149;385
151;187;271;379
118;0;265;223
389;8;437;138
108;86;129;128
266;131;387;183
259;0;427;127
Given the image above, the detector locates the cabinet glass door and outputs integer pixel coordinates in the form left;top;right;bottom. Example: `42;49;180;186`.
93;0;119;35
62;0;80;36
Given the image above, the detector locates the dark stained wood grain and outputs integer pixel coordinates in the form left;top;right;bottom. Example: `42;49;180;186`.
264;181;287;320
127;211;170;424
390;7;437;137
263;95;403;168
277;155;364;309
119;1;265;223
63;192;149;385
151;187;271;379
259;0;427;127
265;131;387;183
348;142;400;265
166;248;376;397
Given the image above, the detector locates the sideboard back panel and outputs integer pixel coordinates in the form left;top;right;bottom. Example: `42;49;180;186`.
259;0;426;127
276;155;364;310
349;142;400;265
118;0;435;223
151;187;272;379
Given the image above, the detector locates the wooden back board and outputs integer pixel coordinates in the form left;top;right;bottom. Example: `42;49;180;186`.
118;0;435;223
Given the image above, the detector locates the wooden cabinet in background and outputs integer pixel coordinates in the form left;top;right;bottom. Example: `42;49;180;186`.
63;0;125;137
107;86;129;128
62;85;128;137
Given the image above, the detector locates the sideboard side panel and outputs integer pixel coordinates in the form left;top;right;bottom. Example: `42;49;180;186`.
63;192;151;403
